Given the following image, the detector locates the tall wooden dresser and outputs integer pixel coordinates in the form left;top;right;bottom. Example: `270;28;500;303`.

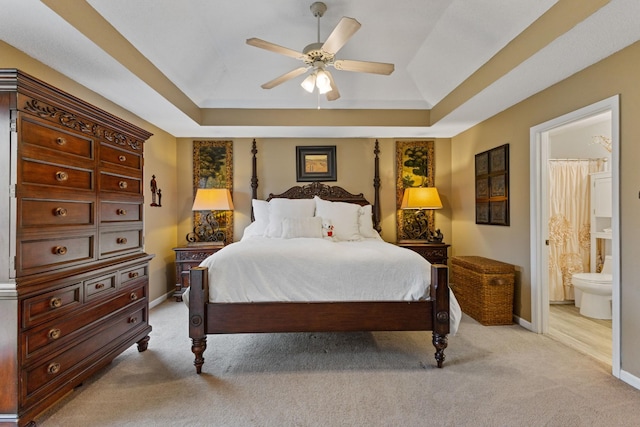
0;70;153;426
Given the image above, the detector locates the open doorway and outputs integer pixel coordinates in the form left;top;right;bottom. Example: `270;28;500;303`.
530;95;620;377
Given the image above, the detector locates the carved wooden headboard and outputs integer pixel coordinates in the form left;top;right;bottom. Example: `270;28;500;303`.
250;139;382;232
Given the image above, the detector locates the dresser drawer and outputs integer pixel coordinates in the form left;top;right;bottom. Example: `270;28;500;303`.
100;172;141;195
21;158;93;191
22;282;146;361
21;304;148;408
19;234;95;274
22;282;82;329
100;201;142;223
21;117;94;160
99;229;142;257
120;265;148;288
100;144;142;171
20;199;94;227
84;273;117;302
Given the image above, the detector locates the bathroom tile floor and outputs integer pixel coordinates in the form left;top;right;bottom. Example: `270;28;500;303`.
548;303;612;366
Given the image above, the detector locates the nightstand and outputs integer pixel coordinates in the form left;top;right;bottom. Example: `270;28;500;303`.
397;242;450;265
173;244;223;301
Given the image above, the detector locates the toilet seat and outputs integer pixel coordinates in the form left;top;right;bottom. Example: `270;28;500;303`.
572;272;612;285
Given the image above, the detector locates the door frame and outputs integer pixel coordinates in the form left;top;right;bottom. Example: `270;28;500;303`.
529;95;620;377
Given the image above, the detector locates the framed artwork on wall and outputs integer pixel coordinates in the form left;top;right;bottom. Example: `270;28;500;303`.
396;140;435;241
192;140;234;244
475;143;509;226
296;145;337;182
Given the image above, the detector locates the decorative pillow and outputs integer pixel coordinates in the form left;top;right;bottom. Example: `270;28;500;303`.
265;198;316;238
314;196;362;241
281;217;323;239
358;204;380;238
250;199;270;235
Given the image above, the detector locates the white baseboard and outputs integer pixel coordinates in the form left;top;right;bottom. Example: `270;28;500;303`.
513;314;533;331
149;291;173;309
620;369;640;391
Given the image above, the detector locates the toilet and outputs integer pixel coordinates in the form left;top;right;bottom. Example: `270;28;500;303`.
571;255;612;319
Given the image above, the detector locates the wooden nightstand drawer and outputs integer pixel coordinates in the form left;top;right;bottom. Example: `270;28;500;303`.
397;242;450;265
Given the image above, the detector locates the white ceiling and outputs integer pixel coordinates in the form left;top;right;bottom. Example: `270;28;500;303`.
1;0;639;138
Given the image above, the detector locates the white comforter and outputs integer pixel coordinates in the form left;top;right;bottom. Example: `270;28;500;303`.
190;237;461;334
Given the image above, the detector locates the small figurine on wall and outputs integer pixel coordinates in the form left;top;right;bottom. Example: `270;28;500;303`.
150;175;161;207
157;189;162;207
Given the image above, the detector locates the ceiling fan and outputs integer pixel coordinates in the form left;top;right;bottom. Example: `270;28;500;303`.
246;1;394;101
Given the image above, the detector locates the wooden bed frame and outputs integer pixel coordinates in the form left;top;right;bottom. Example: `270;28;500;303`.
187;140;450;373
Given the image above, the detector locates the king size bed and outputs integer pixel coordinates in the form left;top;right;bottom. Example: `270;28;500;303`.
186;141;460;373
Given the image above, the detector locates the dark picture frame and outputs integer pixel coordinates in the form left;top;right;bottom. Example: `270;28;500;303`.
296;145;337;182
192;140;234;244
475;143;509;226
395;140;436;242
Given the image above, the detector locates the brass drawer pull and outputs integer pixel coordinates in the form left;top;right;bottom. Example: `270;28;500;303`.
116;208;127;216
47;362;61;375
118;155;127;162
48;328;61;340
53;246;68;255
49;297;62;308
128;271;139;279
55;171;69;182
118;181;128;189
129;292;138;301
54;207;68;217
128;316;138;324
95;283;105;290
117;237;128;245
56;137;66;146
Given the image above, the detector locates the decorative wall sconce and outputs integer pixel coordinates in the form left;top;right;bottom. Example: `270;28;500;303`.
187;188;234;245
401;187;444;242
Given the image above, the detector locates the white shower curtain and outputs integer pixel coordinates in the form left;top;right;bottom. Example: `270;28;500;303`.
548;159;604;302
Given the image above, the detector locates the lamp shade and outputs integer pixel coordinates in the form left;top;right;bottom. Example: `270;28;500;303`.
191;188;234;211
401;187;442;210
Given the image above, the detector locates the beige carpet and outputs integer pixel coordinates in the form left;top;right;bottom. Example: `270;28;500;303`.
37;300;640;426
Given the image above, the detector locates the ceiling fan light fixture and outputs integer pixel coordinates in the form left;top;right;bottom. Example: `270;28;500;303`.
315;69;332;93
301;73;317;93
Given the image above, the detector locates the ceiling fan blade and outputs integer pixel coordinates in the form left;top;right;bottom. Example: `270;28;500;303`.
333;59;394;75
325;70;340;101
260;67;309;89
246;38;305;60
321;17;361;55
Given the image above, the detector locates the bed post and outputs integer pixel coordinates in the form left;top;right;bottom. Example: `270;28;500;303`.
250;138;258;221
189;267;209;374
431;264;450;368
373;139;381;232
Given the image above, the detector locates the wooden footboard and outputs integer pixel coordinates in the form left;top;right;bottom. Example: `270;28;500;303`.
188;264;450;373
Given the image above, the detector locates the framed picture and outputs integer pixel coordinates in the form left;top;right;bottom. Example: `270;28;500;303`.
395;140;435;242
296;145;337;182
475;143;509;226
192;140;233;244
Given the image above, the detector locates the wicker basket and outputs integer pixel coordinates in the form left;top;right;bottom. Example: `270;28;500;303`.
450;256;515;325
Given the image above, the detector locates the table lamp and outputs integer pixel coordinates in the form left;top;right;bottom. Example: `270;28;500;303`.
401;187;444;242
187;188;234;245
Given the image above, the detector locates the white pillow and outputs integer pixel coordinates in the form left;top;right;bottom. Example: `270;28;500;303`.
265;198;316;238
250;199;270;235
281;217;323;239
358;204;380;239
314;196;362;241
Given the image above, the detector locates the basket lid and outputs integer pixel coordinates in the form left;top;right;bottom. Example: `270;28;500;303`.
451;256;515;274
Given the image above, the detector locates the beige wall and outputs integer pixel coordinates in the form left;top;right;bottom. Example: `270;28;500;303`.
0;41;179;303
176;137;452;247
451;40;640;376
